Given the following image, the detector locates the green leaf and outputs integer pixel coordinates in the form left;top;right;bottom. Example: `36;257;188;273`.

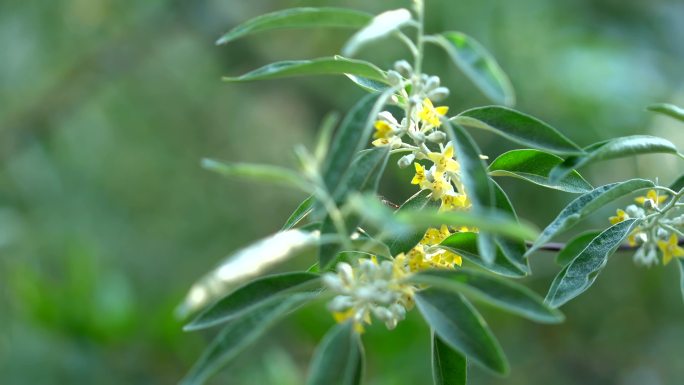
444;120;497;265
306;322;364;385
386;189;440;256
555;231;601;266
678;259;684;304
440;232;526;278
648;103;684;123
314;112;341;163
427;32;514;106
453;106;583;155
223;57;388;83
178;229;322;317
282;196;314;230
345;74;388;93
202;159;311;192
217;7;372;45
669;174;684;192
527;179;655;255
492;181;529;273
549;135;679;182
410;269;564;324
342;8;413;57
184;272;320;331
415;288;508;375
432;332;467;385
545;219;640;308
181;294;314;385
489;149;593;193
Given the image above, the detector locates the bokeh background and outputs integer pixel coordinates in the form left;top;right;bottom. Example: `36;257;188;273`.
2;0;684;384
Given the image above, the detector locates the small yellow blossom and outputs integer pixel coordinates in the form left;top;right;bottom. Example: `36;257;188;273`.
441;193;470;212
657;234;684;265
417;98;449;127
411;163;428;188
635;189;667;207
373;120;393;140
609;209;629;225
427;144;460;175
430;175;454;199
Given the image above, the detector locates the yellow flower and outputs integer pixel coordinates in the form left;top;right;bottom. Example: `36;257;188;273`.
441;193;470;212
373;120;393;140
609;209;629;225
417;98;449;127
430;175;454;199
427;143;460;175
635;189;667;207
411;163;428;187
657;234;684;265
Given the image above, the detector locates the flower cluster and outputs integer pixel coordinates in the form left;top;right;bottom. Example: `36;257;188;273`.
609;189;684;266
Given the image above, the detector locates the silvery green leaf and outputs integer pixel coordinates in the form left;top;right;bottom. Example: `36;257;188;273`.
648;103;684;123
342;9;413;57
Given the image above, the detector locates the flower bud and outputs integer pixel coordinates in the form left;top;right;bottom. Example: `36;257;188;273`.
643;199;656;210
625;204;645;218
426;131;447;143
386;70;403;86
424;76;440;92
397;154;415;168
393;60;413;77
657;227;669;239
428;87;450;101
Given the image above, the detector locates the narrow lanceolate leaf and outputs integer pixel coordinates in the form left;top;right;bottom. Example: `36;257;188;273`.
216;7;372;45
492;181;529;273
178;229;321;317
453;107;583;155
555;231;601;266
444;120;497;265
545;219;640;308
181;294;314;385
648;103;684;123
202;159;311;192
549;135;679;182
427;32;514;106
306;322;364;385
489;149;593;193
527;179;655;255
410;269;564;324
345;74;388;93
387;189;440;256
342;8;412;57
670;174;684;192
282;196;314;230
184;272;320;331
223;57;387;83
432;332;467;385
415;288;509;375
678;260;684;304
439;232;526;278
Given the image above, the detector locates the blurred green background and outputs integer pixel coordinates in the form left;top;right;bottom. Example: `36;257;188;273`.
1;0;683;384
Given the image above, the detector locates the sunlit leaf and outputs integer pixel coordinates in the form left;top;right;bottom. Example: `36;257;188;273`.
416;288;508;375
527;179;654;255
545;219;640;308
648;103;684;123
549;135;678;182
223;57;388;83
216;7;372;45
432;332;467;385
342;8;413;57
428;32;514;106
489;149;593;193
306;322;364;385
453;106;583;155
410;269;564;323
184;272;320;331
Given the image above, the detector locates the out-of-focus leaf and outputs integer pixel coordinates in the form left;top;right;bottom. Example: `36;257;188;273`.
444;120;497;265
432;332;467;385
648;103;684;123
178;229;322;317
453;107;583;155
306;322;364;385
386;189;440;256
669;174;684;192
216;7;372;45
678;260;684;304
549;136;678;182
415;288;508;375
202;159;311;192
489;149;593;193
345;74;388;93
545;219;640;308
439;232;526;278
184;272;320;331
492;181;529;273
427;32;514;106
181;294;314;385
527;179;654;255
555;231;601;266
314;112;341;163
282;196;314;230
223;57;388;83
410;269;564;323
342;8;412;57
